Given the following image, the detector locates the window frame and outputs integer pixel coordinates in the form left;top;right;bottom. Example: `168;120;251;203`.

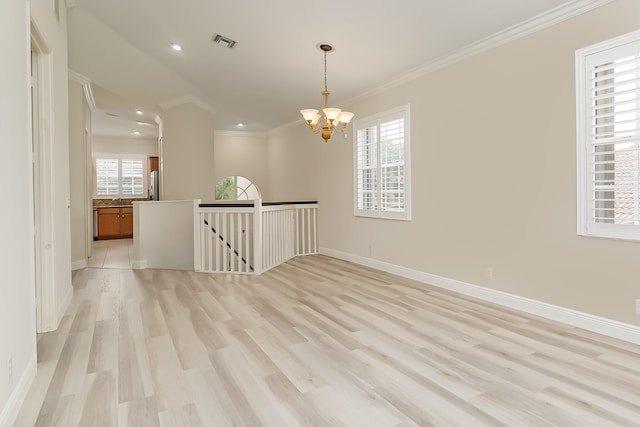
94;154;147;199
576;30;640;241
353;104;411;220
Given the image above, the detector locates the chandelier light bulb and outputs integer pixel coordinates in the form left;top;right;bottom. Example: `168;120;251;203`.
338;111;354;125
300;109;319;123
323;108;342;122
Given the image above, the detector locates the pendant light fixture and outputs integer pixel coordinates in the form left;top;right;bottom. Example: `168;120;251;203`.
300;44;354;142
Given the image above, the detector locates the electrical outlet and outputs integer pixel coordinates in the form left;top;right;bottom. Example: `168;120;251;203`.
635;299;640;315
485;267;493;280
8;358;12;381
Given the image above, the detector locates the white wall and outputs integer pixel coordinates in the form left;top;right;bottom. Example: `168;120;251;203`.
268;123;335;201
161;101;215;200
132;201;194;270
68;78;91;270
268;0;640;327
31;0;74;330
0;0;73;422
0;1;36;425
92;137;158;157
214;131;269;201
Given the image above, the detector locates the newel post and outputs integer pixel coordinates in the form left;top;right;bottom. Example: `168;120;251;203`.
252;198;263;274
193;199;202;271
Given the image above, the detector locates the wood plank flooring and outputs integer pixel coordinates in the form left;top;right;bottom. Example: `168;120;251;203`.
87;239;133;269
14;255;640;426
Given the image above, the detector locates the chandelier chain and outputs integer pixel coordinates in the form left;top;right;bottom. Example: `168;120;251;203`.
324;50;328;92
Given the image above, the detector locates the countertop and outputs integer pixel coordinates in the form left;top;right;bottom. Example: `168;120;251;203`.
95;205;133;209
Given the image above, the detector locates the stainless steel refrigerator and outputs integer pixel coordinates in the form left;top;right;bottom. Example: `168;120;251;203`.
149;170;160;200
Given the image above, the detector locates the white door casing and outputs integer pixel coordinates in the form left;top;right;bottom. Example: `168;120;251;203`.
31;25;57;333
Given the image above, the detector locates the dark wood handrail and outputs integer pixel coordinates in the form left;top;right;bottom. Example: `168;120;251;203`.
199;200;318;208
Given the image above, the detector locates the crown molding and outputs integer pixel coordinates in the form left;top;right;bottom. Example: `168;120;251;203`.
159;95;217;116
68;69;96;111
68;69;89;84
82;84;97;112
271;0;615;135
345;0;615;105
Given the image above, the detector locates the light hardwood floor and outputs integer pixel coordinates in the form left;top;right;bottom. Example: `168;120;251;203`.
14;254;640;426
87;239;133;269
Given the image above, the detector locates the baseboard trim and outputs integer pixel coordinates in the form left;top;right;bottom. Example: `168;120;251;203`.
71;259;87;271
131;259;147;270
319;247;640;346
0;354;36;427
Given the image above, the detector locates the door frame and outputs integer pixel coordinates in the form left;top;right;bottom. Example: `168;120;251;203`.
31;24;56;333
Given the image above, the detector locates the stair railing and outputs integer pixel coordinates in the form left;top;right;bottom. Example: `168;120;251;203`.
193;199;318;274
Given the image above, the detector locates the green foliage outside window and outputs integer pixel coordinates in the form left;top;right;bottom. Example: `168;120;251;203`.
215;176;237;200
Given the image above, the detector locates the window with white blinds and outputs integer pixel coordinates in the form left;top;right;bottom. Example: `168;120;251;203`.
576;30;640;240
95;159;119;196
121;159;144;196
95;156;145;198
354;105;411;220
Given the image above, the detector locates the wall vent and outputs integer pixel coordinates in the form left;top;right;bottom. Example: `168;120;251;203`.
212;34;237;49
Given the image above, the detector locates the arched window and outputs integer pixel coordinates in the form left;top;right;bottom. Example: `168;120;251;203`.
215;176;261;200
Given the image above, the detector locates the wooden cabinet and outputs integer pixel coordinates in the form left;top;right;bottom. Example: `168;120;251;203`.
97;207;133;239
97;208;120;238
121;208;133;236
149;156;159;172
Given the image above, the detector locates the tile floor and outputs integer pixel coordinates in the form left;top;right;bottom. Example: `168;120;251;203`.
87;238;133;269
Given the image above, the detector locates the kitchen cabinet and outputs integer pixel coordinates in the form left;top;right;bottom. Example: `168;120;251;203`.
97;207;133;239
121;208;133;236
149;156;159;172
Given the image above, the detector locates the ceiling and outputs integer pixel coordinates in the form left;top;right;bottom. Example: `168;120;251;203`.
67;0;588;139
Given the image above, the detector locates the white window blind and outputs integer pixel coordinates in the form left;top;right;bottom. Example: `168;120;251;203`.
95;159;119;196
354;105;411;220
95;156;145;198
121;159;144;196
356;125;378;212
577;31;640;240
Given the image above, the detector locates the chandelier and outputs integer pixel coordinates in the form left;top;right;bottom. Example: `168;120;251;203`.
300;44;354;142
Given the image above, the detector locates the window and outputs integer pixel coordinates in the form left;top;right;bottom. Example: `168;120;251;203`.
215;175;261;200
576;30;640;240
354;105;411;220
95;156;145;198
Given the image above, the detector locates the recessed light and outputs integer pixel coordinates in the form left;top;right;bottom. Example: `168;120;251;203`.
133;131;141;135
236;123;245;127
137;121;145;125
136;110;143;115
171;43;183;51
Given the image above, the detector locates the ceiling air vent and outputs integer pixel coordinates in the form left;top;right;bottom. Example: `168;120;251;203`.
212;34;237;49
